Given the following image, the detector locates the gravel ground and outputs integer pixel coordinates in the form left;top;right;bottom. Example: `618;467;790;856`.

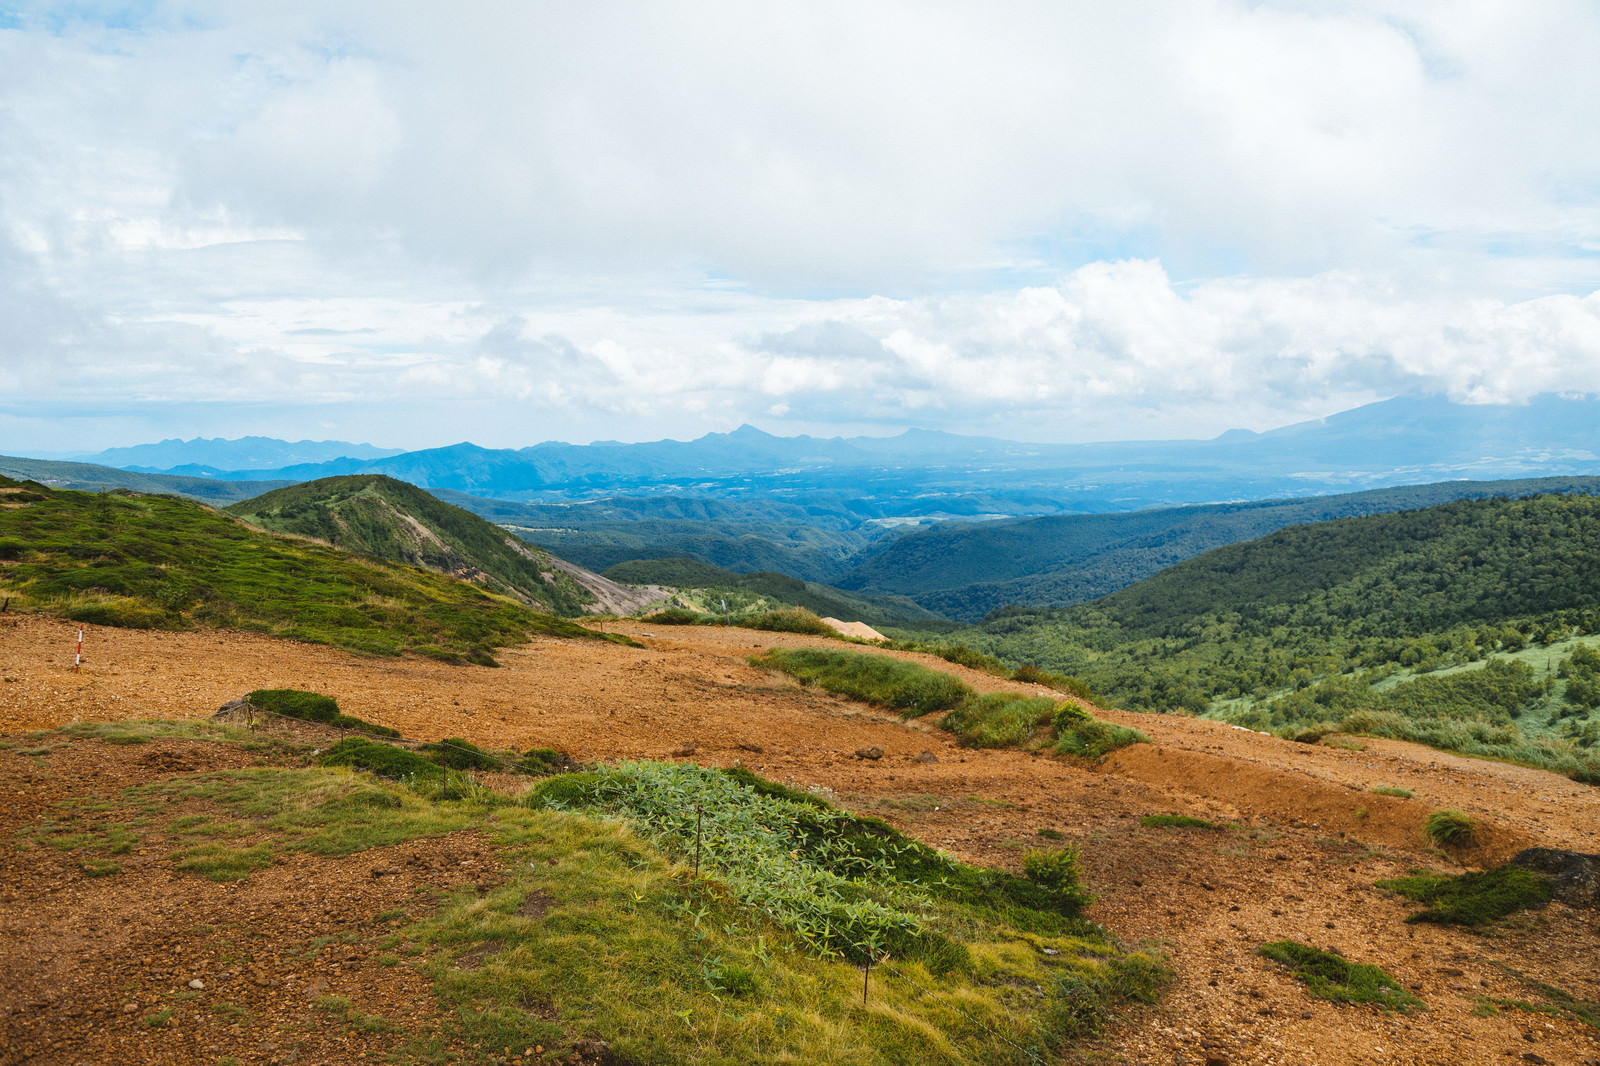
2;612;1597;1065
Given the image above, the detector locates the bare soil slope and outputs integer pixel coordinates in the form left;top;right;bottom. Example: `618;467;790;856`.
2;613;1597;1066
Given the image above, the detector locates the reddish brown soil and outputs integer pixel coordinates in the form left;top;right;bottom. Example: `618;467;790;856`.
2;613;1598;1065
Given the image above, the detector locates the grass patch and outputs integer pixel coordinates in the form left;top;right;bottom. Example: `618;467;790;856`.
173;842;275;881
941;693;1059;748
1140;814;1222;830
751;647;974;717
1258;941;1424;1012
1371;785;1413;798
1423;808;1476;848
1377;866;1552;926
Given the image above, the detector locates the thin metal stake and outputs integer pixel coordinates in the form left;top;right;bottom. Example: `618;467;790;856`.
695;804;703;875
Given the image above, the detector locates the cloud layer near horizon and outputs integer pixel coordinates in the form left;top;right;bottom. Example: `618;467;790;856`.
3;1;1600;452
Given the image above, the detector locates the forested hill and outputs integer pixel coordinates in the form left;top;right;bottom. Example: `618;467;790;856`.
1091;492;1600;641
838;476;1600;621
226;475;594;615
962;492;1600;782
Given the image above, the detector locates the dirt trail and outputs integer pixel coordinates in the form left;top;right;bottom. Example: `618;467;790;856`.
2;613;1597;1065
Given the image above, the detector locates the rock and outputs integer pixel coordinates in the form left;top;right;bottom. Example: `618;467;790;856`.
912;751;938;764
855;746;884;760
188;979;204;990
672;741;698;757
1509;848;1600;908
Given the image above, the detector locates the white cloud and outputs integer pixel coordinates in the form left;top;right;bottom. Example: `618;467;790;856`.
2;2;1600;453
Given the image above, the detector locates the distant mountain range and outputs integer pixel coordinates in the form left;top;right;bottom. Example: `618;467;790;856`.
42;393;1600;518
8;392;1600;624
76;436;404;472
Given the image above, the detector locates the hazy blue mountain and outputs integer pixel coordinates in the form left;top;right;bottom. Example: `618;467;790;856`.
81;394;1600;518
77;436;404;472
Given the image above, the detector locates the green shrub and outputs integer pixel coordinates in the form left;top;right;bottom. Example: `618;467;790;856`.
1055;719;1148;760
318;738;442;781
1371;785;1413;798
1257;941;1424;1012
1377;865;1551;926
523;771;609;808
246;688;339;724
518;748;571;775
243;688;399;737
643;607;704;625
527;762;1107;967
416;736;502;772
1424;808;1476;848
930;643;1008;672
941;693;1059;748
1022;847;1094;916
1052;702;1092;729
745;606;838;636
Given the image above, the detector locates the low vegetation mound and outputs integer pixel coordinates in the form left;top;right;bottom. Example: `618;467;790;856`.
526;760;1164;1057
238;688;400;737
1377;866;1552;926
1257;941;1424;1012
1140;814;1224;830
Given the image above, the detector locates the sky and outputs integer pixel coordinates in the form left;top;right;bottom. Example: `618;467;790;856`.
3;1;1600;456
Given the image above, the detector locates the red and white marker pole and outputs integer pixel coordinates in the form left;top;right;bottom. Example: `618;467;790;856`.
75;627;83;673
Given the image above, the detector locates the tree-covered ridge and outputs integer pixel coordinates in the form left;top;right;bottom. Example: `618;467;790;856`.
838;476;1600;621
227;475;592;615
957;492;1600;782
1090;493;1600;640
0;481;629;663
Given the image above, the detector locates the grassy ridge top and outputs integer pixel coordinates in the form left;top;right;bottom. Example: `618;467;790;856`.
226;475;593;615
0;478;628;663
